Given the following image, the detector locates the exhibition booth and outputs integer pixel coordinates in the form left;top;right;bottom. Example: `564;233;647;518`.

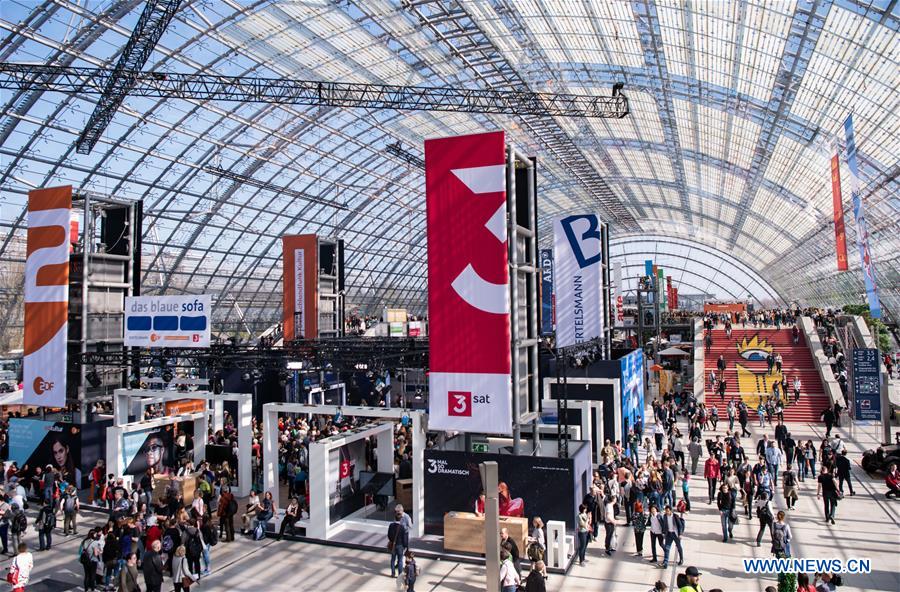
113;388;253;496
261;402;426;540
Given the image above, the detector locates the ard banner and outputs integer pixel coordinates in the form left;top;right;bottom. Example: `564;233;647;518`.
540;249;554;336
843;115;881;318
553;214;604;348
283;235;318;339
830;151;849;271
24;186;71;408
425;131;512;434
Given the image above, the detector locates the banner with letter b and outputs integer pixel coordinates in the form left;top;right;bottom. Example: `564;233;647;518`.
553;214;604;348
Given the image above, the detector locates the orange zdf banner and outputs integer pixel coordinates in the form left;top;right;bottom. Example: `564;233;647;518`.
282;234;318;340
830;153;849;271
24;186;71;407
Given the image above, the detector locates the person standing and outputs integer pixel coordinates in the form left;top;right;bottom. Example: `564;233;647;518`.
8;504;26;553
217;485;236;542
118;553;141;592
632;501;647;557
388;508;410;578
499;548;519;592
576;504;590;566
61;485;79;536
403;550;420;592
816;466;839;524
716;484;734;542
835;450;855;496
7;543;32;592
688;438;703;476
703;455;720;505
35;501;55;551
524;560;547;592
0;494;10;556
173;545;199;592
659;506;684;568
143;539;165;592
603;495;617;556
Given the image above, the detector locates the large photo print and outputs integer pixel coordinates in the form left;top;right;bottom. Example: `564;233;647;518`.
8;419;82;488
122;425;178;481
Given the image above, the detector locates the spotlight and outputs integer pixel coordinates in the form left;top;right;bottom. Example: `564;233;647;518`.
86;370;102;388
162;370;174;383
612;82;624;96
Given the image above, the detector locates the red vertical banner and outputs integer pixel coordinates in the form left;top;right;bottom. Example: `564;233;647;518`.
830;153;849;271
282;235;318;340
425;131;512;434
24;186;71;407
666;276;673;311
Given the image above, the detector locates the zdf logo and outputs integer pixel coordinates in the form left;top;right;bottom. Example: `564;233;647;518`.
33;377;54;395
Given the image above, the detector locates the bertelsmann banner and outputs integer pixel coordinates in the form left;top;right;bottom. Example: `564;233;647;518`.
553;214;604;348
425;131;512;434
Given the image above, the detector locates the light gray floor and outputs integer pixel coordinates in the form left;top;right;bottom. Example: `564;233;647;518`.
13;417;900;592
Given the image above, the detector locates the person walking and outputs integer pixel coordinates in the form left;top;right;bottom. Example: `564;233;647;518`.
703;455;720;505
173;545;200;592
8;504;26;554
817;466;839;524
765;441;783;487
7;543;33;592
648;505;664;565
783;467;798;509
659;506;684;568
793;376;802;403
835;450;855;496
632;500;647;557
738;405;751;437
403;550;420;592
754;490;774;547
524;560;547;592
822;407;835;438
79;530;102;591
772;511;792;558
727;401;736;432
142;539;165;592
499;548;519;592
576;504;590;566
388;508;410;578
716;484;734;542
688;438;703;476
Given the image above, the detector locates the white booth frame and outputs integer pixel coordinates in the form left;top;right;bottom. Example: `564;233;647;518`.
543;376;622;446
113;388;253;497
539;399;604;465
262;403;425;539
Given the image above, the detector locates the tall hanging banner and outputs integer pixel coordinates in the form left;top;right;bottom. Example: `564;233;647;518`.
539;249;555;336
24;186;71;407
553;214;604;348
830;150;849;271
283;234;318;340
843;115;882;318
425;131;512;434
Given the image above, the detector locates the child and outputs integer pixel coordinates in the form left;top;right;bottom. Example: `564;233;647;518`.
680;470;691;512
403;550;419;592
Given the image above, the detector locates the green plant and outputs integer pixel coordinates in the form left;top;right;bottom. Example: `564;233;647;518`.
842;304;893;352
778;571;797;592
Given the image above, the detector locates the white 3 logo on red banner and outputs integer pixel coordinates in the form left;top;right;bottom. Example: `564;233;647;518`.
449;164;507;315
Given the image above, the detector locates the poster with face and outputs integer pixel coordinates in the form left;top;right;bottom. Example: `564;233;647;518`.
8;419;82;488
122;425;177;480
326;439;366;523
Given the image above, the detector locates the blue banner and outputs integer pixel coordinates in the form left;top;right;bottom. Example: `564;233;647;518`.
852;348;881;421
644;260;653;277
620;349;645;445
843;116;882;318
540;249;554;336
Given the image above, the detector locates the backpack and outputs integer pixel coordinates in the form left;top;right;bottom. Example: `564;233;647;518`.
202;522;218;547
252;521;266;541
11;512;26;534
784;472;796;487
187;531;203;558
161;534;175;553
226;497;238;516
64;494;76;513
42;509;56;530
772;524;786;553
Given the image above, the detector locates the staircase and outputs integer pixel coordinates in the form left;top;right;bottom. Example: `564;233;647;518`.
703;327;829;423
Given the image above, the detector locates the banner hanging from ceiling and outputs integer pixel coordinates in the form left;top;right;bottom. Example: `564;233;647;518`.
613;261;623;323
283;234;318;340
830;150;849;271
425;131;512;434
540;249;554;336
843;115;881;318
24;186;71;408
553;214;604;348
125;295;211;348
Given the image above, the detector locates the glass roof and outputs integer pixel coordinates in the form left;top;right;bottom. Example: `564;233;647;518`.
0;0;897;338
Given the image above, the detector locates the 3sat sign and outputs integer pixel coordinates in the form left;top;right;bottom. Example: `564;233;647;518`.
125;295;212;349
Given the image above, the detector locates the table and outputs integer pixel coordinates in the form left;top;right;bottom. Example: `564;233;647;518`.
443;512;528;555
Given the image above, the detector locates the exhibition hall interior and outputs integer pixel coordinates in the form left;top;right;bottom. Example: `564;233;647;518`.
0;1;898;591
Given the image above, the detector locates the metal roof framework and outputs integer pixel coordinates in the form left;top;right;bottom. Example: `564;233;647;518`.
0;0;897;340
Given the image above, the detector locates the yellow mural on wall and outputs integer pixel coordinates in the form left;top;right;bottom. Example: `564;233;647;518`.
735;334;782;406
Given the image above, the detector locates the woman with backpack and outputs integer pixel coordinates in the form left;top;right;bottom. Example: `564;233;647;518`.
79;529;101;591
771;511;792;558
183;520;204;578
35;501;56;551
783;468;799;509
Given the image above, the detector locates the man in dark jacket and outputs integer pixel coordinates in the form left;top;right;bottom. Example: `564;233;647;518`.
142;539;164;592
774;422;788;451
822;407;835;437
660;505;685;568
836;450;855;496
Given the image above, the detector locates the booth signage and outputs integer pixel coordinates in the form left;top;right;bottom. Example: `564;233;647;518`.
282;234;318;339
539;248;554;336
125;295;211;348
425;131;512;435
553;214;604;348
164;399;207;416
9;419;82;486
23;186;71;408
851;348;881;421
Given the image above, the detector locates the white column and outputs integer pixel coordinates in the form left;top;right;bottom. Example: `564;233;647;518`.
308;440;328;539
113;391;129;426
236;395;252;498
410;412;424;538
192;413;207;465
376;426;394;475
106;426;123;479
262;405;279;507
213;399;224;433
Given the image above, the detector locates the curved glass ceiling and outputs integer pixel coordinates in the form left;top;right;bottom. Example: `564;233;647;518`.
0;0;897;339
